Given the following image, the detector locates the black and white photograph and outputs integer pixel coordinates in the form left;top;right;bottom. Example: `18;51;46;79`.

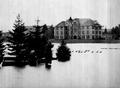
0;0;120;88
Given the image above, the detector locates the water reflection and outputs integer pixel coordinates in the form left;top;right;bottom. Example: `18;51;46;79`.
45;63;51;70
0;44;120;88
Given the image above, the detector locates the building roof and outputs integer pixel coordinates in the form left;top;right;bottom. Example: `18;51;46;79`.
56;18;98;27
56;21;66;27
74;18;95;26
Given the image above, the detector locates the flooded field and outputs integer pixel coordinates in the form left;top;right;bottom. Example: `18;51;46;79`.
0;43;120;88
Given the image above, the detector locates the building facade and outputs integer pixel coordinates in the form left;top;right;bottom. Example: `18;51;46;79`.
54;17;103;40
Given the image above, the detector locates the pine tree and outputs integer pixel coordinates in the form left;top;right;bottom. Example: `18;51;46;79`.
32;25;48;58
56;40;71;62
44;41;53;65
0;31;5;64
8;14;27;63
26;24;48;65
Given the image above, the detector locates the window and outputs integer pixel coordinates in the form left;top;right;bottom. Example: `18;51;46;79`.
82;31;84;34
96;35;98;39
60;36;63;39
56;36;59;39
61;31;63;35
82;35;85;39
65;26;68;30
56;31;59;35
99;36;101;39
96;31;98;34
87;35;90;39
87;31;89;34
56;27;58;30
78;31;81;34
87;26;89;29
99;31;101;34
78;36;81;39
92;31;94;34
65;31;68;35
62;27;65;30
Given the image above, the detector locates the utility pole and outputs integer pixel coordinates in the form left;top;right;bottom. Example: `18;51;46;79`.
35;18;40;26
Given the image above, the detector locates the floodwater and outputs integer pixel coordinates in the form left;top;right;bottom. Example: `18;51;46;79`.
0;43;120;88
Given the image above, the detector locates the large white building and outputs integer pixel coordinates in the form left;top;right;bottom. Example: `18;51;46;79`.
54;17;103;40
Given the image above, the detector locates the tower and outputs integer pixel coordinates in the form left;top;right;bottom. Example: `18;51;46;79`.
68;17;73;39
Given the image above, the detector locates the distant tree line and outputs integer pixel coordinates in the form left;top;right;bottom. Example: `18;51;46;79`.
103;24;120;40
0;31;5;63
111;25;120;39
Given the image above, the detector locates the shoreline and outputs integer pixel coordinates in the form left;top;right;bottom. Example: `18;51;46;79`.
1;57;57;67
50;39;120;43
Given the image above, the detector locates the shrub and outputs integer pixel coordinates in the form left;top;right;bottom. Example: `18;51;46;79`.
56;40;71;62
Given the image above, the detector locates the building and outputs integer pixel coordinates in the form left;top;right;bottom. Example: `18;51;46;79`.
54;17;103;40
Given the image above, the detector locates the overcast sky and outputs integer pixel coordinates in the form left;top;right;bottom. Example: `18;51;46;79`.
0;0;119;32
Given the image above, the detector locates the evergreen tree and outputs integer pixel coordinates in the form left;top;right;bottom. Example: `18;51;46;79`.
44;41;53;65
26;24;48;65
111;25;120;39
104;28;108;34
42;24;48;33
0;31;5;64
8;14;27;63
33;25;48;59
56;40;71;62
49;25;54;39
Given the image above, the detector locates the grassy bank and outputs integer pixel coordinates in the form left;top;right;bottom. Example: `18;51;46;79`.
50;39;120;43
